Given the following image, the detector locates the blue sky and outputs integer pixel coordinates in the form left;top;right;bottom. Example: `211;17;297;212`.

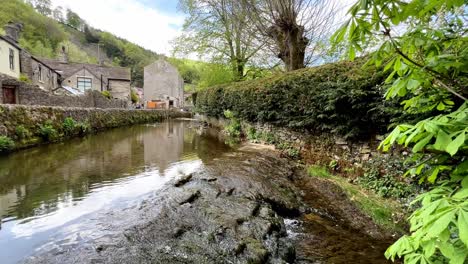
140;0;179;14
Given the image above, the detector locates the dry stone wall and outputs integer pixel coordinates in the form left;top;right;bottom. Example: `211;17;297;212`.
0;104;192;151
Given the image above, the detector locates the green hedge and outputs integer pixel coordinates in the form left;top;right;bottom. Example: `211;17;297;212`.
196;59;398;139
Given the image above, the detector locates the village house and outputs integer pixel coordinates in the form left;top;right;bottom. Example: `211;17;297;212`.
144;59;184;109
41;49;131;101
0;22;62;104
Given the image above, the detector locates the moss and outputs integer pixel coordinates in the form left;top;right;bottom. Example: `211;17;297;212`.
307;165;406;233
307;165;332;178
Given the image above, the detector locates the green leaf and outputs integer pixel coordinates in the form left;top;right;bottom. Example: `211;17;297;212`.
413;134;433;153
425;209;456;239
458;209;468;248
434;130;451;151
453;188;468;199
447;132;466;156
427;167;440;183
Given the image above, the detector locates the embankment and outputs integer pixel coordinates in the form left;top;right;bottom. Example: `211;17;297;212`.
0;104;191;152
195;59;414;233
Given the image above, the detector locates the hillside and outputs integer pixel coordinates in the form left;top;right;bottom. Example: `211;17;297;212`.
0;0;159;87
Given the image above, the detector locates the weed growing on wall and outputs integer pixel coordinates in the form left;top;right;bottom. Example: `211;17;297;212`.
0;136;15;153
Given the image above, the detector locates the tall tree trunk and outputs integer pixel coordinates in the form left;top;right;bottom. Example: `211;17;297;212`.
270;22;308;71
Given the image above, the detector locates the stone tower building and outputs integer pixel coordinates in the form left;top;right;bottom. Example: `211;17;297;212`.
143;59;184;109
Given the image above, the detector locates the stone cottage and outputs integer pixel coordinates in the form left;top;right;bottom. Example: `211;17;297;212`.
144;59;184;109
0;22;62;104
41;51;131;101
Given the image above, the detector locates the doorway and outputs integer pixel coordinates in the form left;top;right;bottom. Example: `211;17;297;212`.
2;86;16;104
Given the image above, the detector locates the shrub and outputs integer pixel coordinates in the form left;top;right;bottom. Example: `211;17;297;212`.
196;59;398;139
15;125;31;140
131;90;139;104
38;122;58;141
101;91;112;99
19;74;32;84
0;136;15;153
223;110;242;137
76;122;91;135
62;117;77;136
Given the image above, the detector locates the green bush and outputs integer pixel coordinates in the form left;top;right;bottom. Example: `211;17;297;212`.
196;59;398;139
62;117;77;136
359;156;416;199
38;122;58;141
15;125;31;139
101;91;112;99
0;136;15;153
77;122;91;135
223;110;242;137
131;90;139;104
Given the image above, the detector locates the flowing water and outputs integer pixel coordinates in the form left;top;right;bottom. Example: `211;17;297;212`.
0;120;392;264
0;121;231;264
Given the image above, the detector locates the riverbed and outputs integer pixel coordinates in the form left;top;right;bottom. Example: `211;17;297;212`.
0;120;393;263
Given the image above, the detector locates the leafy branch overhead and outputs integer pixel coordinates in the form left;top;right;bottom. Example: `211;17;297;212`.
333;0;467;263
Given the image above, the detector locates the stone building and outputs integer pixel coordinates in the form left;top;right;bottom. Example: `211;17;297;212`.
144;59;184;109
41;52;131;101
1;22;62;103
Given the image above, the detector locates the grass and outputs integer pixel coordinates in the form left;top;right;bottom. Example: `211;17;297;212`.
307;165;406;233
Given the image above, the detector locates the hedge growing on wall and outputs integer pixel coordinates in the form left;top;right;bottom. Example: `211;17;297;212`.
196;59;398;139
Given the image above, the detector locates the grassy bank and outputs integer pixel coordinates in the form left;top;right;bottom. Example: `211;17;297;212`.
308;165;408;233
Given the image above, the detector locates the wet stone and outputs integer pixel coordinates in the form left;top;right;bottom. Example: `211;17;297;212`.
174;173;193;187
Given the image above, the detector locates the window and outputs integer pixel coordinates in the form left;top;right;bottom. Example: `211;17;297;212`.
38;65;42;81
9;49;14;70
77;77;92;92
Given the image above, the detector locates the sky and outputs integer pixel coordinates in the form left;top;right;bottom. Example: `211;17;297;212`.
51;0;355;56
51;0;186;55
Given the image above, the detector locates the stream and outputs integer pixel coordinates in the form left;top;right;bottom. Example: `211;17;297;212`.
0;120;393;263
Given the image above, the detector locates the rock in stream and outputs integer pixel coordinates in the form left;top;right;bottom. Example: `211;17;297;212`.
23;144;392;264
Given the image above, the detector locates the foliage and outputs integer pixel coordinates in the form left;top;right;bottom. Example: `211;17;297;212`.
333;0;468;262
15;125;31;140
174;0;265;80
19;74;32;84
62;117;77;136
57;41;98;64
131;90;139;104
307;165;332;178
2;0;159;87
197;63;234;90
0;0;67;58
308;165;405;231
101;91;112;99
223;110;242;137
196;59;397;139
0;136;15;153
38;121;58;141
359;156;416;199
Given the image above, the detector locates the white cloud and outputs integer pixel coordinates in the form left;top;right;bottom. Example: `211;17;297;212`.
51;0;186;55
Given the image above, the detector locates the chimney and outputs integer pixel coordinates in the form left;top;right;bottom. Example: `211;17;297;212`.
59;45;69;64
4;22;23;43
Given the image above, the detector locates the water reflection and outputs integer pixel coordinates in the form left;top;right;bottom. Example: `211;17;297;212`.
0;120;231;263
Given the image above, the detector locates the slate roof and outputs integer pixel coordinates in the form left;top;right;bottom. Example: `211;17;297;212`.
0;35;61;75
40;59;131;84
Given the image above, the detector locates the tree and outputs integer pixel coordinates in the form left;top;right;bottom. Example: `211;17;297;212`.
173;0;265;80
52;6;64;23
66;9;83;31
242;0;338;71
28;0;52;16
333;0;467;263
